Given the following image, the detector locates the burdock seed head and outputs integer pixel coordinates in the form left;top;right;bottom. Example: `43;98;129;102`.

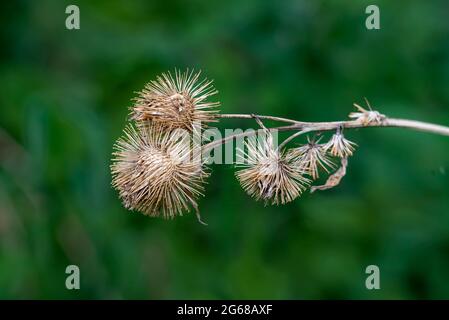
288;136;335;180
111;123;209;222
235;133;310;205
130;69;220;132
323;129;357;158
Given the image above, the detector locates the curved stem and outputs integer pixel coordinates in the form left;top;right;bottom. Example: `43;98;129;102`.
277;130;309;150
202;116;449;155
383;118;449;136
202;126;291;154
217;113;304;124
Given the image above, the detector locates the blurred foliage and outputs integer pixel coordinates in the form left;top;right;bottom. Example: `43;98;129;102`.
1;0;449;299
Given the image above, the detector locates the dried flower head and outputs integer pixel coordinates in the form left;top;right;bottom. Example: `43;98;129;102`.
131;69;220;132
349;99;385;125
288;137;335;180
235;133;310;205
111;123;209;223
323;130;357;157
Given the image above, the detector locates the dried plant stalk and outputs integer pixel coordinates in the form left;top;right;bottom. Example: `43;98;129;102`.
112;70;449;224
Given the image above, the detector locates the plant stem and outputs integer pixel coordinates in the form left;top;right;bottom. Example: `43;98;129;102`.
381;118;449;136
217;113;304;124
202;114;449;154
277;130;309;150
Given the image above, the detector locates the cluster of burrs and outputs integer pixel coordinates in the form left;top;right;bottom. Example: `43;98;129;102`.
235;119;357;206
111;70;219;224
111;70;381;224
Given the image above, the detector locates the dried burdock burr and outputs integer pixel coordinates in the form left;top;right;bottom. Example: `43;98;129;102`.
323;128;357;158
130;69;220;132
287;136;335;180
349;98;385;125
111;123;209;224
235;130;310;205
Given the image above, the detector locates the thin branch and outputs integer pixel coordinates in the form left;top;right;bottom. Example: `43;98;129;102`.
217;113;305;124
202;126;293;154
382;118;449;136
277;130;309;150
202;116;449;154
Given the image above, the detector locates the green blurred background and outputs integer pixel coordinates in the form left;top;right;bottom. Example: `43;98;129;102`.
1;0;449;299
